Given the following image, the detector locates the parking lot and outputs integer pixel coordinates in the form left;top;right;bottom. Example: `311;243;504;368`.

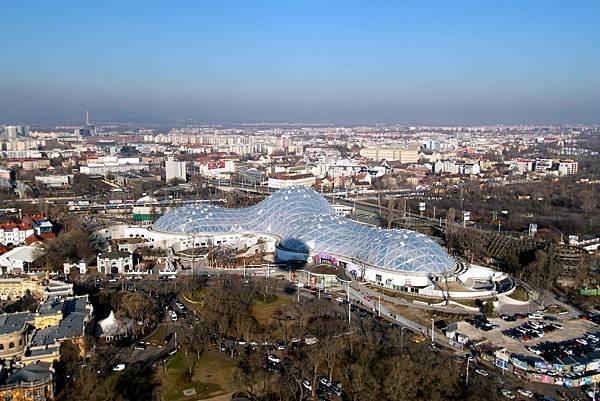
457;313;599;357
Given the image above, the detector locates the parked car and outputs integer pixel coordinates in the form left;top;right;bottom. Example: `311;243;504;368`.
304;335;318;345
267;354;281;364
319;377;332;387
500;389;515;399
112;363;126;372
332;383;342;396
134;342;147;350
517;389;533;398
475;368;488;376
302;379;312;390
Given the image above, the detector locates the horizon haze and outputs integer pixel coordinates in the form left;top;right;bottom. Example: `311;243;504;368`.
1;0;599;125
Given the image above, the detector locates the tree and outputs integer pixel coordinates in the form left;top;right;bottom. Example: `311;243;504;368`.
579;189;597;214
43;215;99;271
483;300;495;317
208;244;236;268
181;318;210;376
116;292;159;338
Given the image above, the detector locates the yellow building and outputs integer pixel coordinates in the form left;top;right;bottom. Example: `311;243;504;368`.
0;275;73;302
0;362;55;401
360;145;420;163
0;312;30;359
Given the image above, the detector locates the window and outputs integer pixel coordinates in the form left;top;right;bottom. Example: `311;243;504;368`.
18;339;22;346
8;342;14;349
0;344;4;350
375;274;382;282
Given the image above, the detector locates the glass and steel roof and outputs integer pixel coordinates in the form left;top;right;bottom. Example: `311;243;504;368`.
153;187;455;274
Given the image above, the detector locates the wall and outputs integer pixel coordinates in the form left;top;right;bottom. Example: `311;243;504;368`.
0;329;27;359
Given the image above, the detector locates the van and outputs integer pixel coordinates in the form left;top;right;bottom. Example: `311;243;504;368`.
304;335;318;345
456;333;469;344
528;312;544;320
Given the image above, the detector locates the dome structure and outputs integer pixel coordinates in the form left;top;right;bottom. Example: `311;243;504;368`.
153;187;456;275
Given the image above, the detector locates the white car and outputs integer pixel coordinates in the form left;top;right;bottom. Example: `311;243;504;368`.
586;388;597;400
528;313;544;320
267;354;281;364
517;388;533;398
320;377;332;387
335;297;345;303
112;363;126;371
501;389;515;399
526;346;541;355
474;368;488;377
302;379;312;390
170;311;178;321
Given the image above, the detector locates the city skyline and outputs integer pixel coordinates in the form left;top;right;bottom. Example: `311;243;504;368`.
1;0;599;124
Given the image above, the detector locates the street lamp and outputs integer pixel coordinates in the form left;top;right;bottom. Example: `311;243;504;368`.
346;282;351;324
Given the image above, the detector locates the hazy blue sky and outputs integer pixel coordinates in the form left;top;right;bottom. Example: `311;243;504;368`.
1;1;599;124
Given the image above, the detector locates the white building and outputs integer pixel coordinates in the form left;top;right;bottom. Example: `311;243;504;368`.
434;160;480;175
4;126;17;140
0;224;34;246
63;261;88;275
534;159;554;173
327;161;361;179
196;159;235;179
165;157;187;182
509;158;535;174
97;251;134;275
0;246;44;274
268;174;316;189
35;175;73;188
79;162;148;175
558;160;578;176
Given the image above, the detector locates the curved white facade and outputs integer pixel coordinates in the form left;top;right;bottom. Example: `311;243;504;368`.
153;187;457;279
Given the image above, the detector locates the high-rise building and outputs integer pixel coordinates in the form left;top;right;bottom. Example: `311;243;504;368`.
5;126;17;140
165;157;187;182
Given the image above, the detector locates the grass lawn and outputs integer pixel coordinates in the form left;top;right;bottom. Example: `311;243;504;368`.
159;348;235;401
251;295;293;326
143;323;169;346
508;286;529;302
546;304;568;314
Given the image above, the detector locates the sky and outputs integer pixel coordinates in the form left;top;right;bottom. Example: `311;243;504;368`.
0;1;599;125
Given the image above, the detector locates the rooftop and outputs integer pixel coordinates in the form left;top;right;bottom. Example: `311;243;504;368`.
0;312;32;335
98;251;131;260
0;246;44;263
154;187;455;275
6;362;53;384
32;296;91;346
